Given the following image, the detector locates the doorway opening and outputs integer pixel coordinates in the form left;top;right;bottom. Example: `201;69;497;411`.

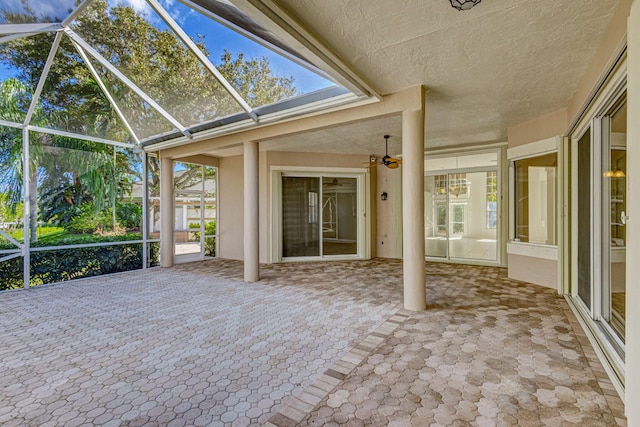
173;162;217;264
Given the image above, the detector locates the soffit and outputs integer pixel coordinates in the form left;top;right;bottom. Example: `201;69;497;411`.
267;0;621;148
202;115;403;157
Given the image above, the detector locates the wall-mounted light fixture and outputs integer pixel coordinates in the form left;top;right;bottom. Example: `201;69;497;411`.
381;192;388;201
450;0;481;11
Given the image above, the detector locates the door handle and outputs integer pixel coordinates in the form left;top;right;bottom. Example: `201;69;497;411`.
621;211;628;225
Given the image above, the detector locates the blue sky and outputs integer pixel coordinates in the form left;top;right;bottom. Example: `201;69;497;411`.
0;0;334;94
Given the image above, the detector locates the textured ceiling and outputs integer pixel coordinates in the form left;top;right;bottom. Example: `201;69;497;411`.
207;0;620;156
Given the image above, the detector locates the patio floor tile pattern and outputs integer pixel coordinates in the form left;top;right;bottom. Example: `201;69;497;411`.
0;258;626;426
0;260;399;426
295;261;626;427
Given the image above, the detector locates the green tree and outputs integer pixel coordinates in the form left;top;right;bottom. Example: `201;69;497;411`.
0;0;297;230
0;78;38;240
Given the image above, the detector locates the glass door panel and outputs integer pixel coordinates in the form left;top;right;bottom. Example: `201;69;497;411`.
282;177;320;257
424;175;447;258
322;177;358;256
604;102;626;340
577;130;592;310
448;172;497;261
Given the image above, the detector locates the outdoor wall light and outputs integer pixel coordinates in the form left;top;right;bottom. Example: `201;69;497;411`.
450;0;481;11
381;192;388;201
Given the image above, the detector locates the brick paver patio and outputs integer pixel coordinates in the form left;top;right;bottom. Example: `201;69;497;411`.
0;259;626;426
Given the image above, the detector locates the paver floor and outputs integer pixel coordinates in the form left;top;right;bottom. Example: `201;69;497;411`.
0;258;626;426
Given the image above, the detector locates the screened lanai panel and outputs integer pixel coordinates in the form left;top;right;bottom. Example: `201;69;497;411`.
0;34;54;123
115;146;143;234
0;123;24;291
31;133;120;243
71;0;248;132
31;42;134;142
171;0;337;105
0;1;72;24
86;58;176;141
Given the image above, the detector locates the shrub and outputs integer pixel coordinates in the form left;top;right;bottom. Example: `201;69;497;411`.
116;202;142;231
0;233;159;291
66;205;114;234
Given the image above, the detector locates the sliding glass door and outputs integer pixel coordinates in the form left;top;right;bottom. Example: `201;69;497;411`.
424;152;499;263
572;94;626;348
280;174;362;260
282;177;320;257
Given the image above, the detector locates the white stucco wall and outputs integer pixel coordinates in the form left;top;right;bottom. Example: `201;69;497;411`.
377;165;402;258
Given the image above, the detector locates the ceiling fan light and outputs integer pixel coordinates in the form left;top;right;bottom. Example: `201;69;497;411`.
450;0;481;11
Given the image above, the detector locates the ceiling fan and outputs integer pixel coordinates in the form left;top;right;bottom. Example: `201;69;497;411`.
368;135;402;169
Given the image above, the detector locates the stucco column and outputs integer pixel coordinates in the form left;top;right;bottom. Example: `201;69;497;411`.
626;1;639;423
402;103;426;311
244;141;259;282
160;154;174;268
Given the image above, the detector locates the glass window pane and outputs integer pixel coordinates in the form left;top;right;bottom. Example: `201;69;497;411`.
424;175;446;258
448;171;496;261
605;101;626;340
514;153;557;244
577;130;591;310
282;176;319;257
322;177;357;256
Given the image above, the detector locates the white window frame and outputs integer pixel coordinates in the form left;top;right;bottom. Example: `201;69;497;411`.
567;55;627;399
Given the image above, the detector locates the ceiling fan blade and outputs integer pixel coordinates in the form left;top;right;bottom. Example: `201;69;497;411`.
386;162;400;169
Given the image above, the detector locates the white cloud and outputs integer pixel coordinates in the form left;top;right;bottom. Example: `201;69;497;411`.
113;0;152;14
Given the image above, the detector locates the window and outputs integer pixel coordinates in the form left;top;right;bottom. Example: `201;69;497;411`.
434;175;447;195
514;153;557;244
450;204;465;234
486;171;497;229
449;173;467;197
436;204;447;235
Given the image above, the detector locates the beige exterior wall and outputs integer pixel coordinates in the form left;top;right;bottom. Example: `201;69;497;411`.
507;254;557;289
219;150;372;263
507;108;567;148
376;165;402;258
218;155;244;260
